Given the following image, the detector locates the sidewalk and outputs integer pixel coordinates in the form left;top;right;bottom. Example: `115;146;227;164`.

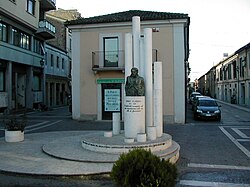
216;99;250;113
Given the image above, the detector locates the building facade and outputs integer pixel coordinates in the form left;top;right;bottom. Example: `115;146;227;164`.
44;9;81;107
44;43;69;107
198;42;250;107
0;0;56;112
67;10;190;124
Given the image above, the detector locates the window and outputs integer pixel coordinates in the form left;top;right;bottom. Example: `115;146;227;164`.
232;61;236;79
219;68;222;81
57;56;59;68
11;28;19;46
228;64;232;80
11;28;30;50
51;54;54;67
20;33;30;49
103;37;119;67
33;75;41;91
239;57;244;77
69;38;72;51
27;0;35;15
62;58;64;69
0;70;4;91
33;38;42;54
249;53;250;69
223;67;227;80
0;22;8;42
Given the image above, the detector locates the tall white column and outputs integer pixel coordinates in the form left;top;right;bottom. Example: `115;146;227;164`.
72;31;81;119
125;33;133;78
139;36;145;78
144;28;153;128
154;62;163;137
132;16;140;69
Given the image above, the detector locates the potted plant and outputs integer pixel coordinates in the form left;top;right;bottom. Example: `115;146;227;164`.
3;111;27;142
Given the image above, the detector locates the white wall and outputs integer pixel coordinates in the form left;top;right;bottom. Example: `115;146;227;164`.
173;24;185;124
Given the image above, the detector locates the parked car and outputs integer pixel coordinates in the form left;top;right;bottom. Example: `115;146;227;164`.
193;97;221;121
189;92;201;104
191;95;209;110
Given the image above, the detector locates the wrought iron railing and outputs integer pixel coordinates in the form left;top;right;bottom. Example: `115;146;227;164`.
38;20;56;34
92;50;125;70
92;49;158;71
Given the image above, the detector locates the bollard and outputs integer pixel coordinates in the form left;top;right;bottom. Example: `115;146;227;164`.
112;113;121;135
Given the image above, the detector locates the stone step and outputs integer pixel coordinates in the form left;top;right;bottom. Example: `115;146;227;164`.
42;132;180;164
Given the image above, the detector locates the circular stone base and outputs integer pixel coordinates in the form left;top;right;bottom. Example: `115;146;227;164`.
43;131;180;163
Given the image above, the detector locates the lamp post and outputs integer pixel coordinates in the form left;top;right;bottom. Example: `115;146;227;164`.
40;59;45;105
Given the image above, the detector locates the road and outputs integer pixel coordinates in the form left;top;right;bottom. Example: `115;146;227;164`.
0;101;250;186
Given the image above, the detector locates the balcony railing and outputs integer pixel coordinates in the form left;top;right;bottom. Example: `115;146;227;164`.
92;50;125;72
92;49;158;72
36;20;56;39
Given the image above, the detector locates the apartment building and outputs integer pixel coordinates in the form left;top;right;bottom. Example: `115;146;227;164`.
198;42;250;106
66;10;190;124
44;9;81;107
0;0;56;112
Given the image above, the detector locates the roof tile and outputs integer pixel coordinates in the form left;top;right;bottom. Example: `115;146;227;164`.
66;10;189;25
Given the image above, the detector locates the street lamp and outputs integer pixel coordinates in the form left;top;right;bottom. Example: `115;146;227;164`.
40;58;46;106
40;59;45;67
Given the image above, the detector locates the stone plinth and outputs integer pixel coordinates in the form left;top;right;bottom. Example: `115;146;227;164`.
124;96;145;138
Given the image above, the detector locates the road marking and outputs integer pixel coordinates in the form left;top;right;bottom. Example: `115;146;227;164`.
232;128;250;138
188;163;250;171
219;126;250;158
25;120;62;133
26;121;49;129
179;180;250;187
237;139;250;142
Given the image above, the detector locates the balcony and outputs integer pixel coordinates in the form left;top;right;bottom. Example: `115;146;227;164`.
92;49;158;73
40;0;56;11
36;20;56;40
92;51;125;72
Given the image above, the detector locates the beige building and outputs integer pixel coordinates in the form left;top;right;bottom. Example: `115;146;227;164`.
67;10;190;124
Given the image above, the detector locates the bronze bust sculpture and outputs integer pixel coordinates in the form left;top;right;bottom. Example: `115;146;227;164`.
125;67;145;96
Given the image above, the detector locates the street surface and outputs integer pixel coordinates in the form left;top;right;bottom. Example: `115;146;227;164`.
0;101;250;186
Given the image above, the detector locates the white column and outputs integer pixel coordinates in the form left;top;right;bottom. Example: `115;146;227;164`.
173;24;185;124
97;83;102;120
125;33;133;78
154;62;163;137
139;36;145;78
132;16;140;69
72;31;81;119
144;28;153;128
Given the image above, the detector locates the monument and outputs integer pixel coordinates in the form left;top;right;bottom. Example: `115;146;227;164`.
124;67;145;141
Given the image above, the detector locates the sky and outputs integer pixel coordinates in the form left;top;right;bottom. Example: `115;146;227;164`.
56;0;250;81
